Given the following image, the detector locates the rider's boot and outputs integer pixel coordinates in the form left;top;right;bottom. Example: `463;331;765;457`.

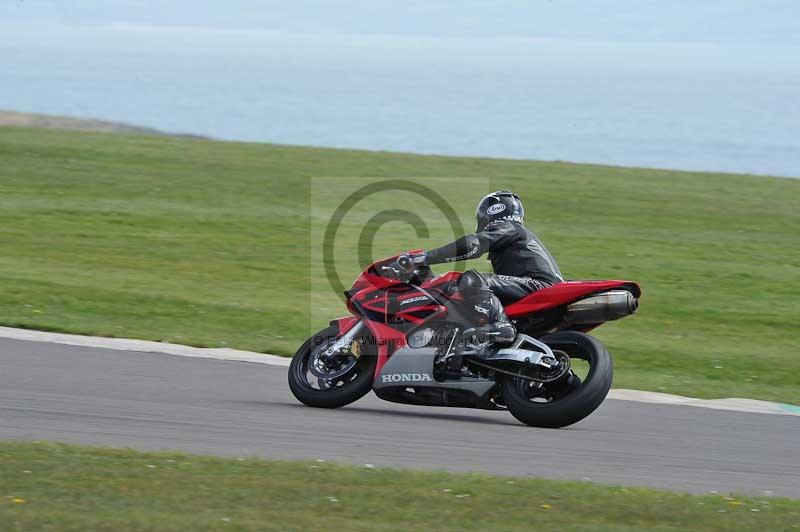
462;294;516;346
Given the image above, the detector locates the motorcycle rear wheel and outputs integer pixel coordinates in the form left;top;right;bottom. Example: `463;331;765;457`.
288;326;377;409
502;331;613;428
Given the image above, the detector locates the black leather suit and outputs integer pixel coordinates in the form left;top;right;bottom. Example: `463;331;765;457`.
426;220;563;304
423;220;563;341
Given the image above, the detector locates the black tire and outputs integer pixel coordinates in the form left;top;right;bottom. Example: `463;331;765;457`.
288;326;377;409
502;331;613;428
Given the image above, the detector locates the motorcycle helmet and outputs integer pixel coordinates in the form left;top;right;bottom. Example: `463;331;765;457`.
475;190;524;231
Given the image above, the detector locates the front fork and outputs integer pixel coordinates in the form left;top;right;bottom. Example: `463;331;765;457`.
320;320;365;360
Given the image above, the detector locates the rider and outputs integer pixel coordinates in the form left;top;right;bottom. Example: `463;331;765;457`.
411;190;564;345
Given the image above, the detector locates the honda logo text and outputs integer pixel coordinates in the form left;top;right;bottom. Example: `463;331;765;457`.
380;373;433;383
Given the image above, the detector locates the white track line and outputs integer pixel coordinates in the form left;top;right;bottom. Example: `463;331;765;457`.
0;326;289;366
606;389;799;417
1;326;797;417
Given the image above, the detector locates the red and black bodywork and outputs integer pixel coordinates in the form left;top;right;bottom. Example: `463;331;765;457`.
290;251;641;427
331;253;641;379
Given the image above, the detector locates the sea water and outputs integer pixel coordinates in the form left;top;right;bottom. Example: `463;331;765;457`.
1;25;798;177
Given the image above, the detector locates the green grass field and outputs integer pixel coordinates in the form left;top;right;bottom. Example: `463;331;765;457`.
0;126;798;402
1;441;797;531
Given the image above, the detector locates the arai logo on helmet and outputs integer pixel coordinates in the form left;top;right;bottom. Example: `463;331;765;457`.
380;373;433;383
487;203;506;215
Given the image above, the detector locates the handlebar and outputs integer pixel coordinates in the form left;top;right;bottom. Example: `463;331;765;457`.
380;254;417;282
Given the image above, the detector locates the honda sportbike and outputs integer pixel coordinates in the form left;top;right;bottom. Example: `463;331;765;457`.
289;253;641;428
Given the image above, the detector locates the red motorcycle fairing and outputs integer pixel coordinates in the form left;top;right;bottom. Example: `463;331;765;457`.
363;320;409;377
354;286;448;326
329;316;360;336
505;280;642;318
339;253;641;380
332;268;464;377
335;280;642;331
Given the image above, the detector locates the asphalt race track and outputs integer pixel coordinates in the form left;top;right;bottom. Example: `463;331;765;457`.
1;338;798;497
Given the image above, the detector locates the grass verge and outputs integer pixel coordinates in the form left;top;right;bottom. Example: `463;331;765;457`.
0;126;798;402
1;441;798;531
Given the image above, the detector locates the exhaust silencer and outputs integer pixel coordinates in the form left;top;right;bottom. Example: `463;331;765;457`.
564;290;638;325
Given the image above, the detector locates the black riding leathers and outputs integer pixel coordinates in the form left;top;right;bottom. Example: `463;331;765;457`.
424;220;564;344
426;220;563;284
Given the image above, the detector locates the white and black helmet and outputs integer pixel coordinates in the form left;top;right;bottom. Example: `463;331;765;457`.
475;190;524;232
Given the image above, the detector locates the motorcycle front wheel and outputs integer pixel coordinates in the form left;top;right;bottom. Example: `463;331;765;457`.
501;331;613;428
288;326;377;408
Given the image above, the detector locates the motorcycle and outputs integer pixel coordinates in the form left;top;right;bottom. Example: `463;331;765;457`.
289;252;641;428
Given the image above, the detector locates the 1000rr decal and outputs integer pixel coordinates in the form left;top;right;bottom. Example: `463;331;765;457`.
401;296;429;305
